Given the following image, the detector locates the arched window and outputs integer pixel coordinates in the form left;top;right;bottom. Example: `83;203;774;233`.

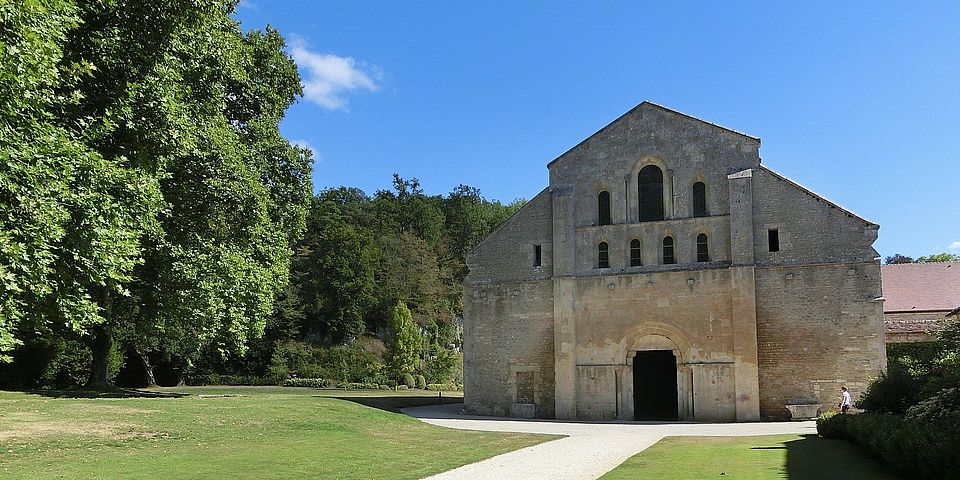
630;239;642;267
662;236;675;264
693;182;707;217
598;242;610;269
598;191;611;226
638;165;664;222
697;233;709;262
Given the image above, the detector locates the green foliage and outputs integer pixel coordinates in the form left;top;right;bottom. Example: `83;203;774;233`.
281;378;337;388
855;360;921;414
188;374;275;386
916;253;960;263
416;374;426;390
426;383;463;391
883;254;914;264
270;340;384;383
425;348;463;384
817;410;959;479
386;302;420;380
886;341;943;371
39;338;124;388
403;373;416;388
295;198;378;343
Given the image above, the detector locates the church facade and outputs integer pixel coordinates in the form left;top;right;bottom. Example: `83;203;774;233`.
462;102;886;421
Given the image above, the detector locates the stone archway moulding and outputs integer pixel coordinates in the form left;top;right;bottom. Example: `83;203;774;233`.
614;321;693;365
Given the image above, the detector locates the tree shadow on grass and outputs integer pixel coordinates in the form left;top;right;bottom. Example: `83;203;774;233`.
777;434;903;479
328;394;463;413
23;387;188;399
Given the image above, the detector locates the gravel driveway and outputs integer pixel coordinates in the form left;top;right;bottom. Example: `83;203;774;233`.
403;403;816;480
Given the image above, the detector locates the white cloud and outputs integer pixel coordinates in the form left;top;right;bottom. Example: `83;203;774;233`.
289;38;380;110
291;139;319;160
949;241;960;250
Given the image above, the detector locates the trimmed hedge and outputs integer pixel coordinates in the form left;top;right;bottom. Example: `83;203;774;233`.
817;406;960;479
281;378;336;388
426;383;462;391
188;374;275;386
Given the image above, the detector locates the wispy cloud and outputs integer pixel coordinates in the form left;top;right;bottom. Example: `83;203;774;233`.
289;37;381;110
949;241;960;250
291;139;320;160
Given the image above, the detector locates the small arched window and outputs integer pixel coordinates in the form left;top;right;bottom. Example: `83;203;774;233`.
598;242;610;269
693;182;707;217
638;165;665;222
630;239;642;267
662;236;675;264
598;191;611;226
697;233;709;262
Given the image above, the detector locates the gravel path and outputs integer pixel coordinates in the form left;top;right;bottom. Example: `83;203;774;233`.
403;403;816;480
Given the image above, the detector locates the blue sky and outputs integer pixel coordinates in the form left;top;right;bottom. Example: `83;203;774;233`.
235;1;959;259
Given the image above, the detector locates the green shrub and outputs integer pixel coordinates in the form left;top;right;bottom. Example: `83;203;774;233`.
887;341;943;370
334;381;380;390
188;374;275;386
425;348;463;384
403;372;415;388
272;340;384;383
856;360;921;414
426;383;462;391
281;378;336;388
415;374;426;389
379;384;391;390
396;385;409;390
818;410;959;479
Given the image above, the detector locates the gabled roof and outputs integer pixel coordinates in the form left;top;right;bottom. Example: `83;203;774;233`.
546;101;760;168
759;165;879;228
881;262;960;313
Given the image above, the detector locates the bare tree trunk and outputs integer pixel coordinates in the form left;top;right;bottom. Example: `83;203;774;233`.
86;323;113;388
137;349;157;387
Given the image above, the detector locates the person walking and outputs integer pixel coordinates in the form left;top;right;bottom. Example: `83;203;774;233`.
838;386;852;414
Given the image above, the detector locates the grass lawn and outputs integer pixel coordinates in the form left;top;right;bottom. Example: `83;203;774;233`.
0;386;557;479
601;434;899;480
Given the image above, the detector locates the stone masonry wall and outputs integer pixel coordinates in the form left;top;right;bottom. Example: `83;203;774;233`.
755;261;885;420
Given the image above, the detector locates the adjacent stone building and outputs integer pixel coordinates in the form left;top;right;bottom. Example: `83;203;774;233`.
462;102;886;422
881;262;960;343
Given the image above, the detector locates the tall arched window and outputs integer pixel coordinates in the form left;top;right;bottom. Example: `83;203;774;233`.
697;233;709;262
693;182;707;217
662;236;675;264
630;239;642;267
598;191;611;226
638;165;664;222
598;242;610;269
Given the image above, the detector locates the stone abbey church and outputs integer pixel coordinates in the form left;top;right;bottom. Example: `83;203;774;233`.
462;102;886;422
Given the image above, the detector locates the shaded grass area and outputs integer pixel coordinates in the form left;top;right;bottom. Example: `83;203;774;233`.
602;434;901;480
0;386;556;479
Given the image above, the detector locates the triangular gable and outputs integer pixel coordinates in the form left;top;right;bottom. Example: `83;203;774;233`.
546;101;760;169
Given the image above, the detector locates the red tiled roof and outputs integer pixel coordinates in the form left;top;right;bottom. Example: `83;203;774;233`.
881;262;960;312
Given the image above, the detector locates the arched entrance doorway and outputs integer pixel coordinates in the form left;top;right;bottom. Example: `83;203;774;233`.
633;349;678;420
615;323;694;421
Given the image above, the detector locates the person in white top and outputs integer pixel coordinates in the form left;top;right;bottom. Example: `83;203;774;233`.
838;386;852;414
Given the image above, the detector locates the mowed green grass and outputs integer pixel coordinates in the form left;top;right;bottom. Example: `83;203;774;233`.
0;386;557;480
602;434;898;480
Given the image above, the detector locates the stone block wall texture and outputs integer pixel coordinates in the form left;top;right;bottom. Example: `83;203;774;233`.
463;102;885;421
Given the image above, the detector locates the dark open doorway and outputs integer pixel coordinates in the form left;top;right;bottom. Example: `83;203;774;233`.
633;350;678;420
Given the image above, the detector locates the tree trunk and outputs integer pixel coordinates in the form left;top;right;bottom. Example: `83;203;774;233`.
137;349;157;387
86;323;113;389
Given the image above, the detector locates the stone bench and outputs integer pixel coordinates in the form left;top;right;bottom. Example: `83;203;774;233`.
785;403;821;420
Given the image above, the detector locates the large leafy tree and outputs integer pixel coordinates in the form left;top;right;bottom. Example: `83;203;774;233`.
1;1;311;386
